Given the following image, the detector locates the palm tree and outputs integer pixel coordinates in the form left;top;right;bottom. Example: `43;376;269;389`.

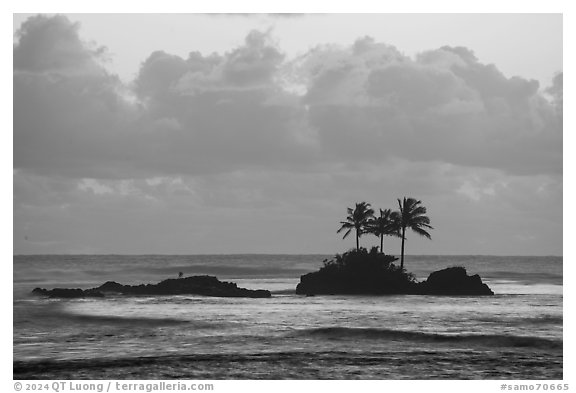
396;197;433;270
367;208;400;254
337;202;375;251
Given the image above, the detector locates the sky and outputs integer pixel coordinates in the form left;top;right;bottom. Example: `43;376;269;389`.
12;13;563;255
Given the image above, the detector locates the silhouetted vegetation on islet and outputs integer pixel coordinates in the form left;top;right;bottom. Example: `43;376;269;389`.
297;197;494;296
296;247;417;295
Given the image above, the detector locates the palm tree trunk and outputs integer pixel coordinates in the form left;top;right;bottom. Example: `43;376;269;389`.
380;235;384;254
400;226;406;269
356;230;359;251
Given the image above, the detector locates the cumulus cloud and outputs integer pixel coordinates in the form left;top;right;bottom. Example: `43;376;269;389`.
298;40;562;175
12;15;563;255
546;72;563;115
14;17;316;179
14;14;107;73
14;15;562;181
13;15;139;179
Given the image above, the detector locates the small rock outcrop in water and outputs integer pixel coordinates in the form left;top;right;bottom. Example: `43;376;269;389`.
31;288;104;298
416;266;494;296
32;275;271;299
296;249;494;296
296;248;417;295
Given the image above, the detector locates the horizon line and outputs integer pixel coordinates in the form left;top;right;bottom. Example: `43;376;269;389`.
13;253;563;258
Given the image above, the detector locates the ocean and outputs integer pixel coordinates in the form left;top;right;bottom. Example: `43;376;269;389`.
13;254;563;379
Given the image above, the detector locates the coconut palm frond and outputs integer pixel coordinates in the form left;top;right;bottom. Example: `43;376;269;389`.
411;226;432;239
338;201;375;250
337;222;354;234
340;228;352;239
395;196;433;269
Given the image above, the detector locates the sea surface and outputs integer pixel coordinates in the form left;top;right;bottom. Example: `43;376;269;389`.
13;254;563;379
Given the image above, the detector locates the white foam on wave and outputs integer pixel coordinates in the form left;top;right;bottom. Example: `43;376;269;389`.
487;280;563;295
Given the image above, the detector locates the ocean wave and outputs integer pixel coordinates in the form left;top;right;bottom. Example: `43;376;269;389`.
60;313;191;326
270;289;297;295
16;301;206;328
13;349;563;380
477;315;562;325
521;315;563;324
289;327;562;349
484;272;562;285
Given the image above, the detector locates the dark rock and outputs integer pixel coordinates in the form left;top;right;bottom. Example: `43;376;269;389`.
84;289;105;298
31;288;48;296
96;281;125;293
416;267;494;296
296;269;417;295
31;275;271;299
295;251;494;296
295;248;416;295
31;287;104;298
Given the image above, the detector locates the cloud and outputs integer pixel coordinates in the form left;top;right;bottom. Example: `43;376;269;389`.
206;13;307;18
14;159;562;254
546;72;563;115
298;40;562;175
13;14;107;73
13;15;139;179
12;15;562;255
136;30;285;97
14;15;562;182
